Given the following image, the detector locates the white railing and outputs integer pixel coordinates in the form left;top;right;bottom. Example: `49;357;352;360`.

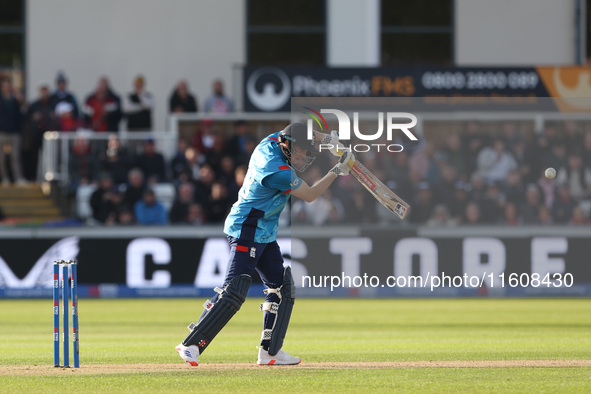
41;130;178;186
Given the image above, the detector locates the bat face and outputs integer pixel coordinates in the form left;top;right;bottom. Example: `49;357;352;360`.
350;161;410;220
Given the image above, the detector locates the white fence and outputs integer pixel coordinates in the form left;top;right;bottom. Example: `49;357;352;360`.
41;131;178;186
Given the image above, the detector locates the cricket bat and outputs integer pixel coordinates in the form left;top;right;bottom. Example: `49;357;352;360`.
341;154;411;220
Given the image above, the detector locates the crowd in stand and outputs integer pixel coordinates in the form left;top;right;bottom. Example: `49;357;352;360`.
293;120;591;227
81;124;251;226
2;72;591;226
0;72;233;183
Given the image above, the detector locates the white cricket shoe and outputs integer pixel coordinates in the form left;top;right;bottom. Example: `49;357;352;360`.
175;343;199;366
257;347;301;365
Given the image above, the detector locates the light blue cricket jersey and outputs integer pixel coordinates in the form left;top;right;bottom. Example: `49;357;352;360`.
223;132;302;243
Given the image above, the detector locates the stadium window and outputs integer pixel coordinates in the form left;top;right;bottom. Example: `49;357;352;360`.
0;0;25;88
381;0;453;66
247;0;326;66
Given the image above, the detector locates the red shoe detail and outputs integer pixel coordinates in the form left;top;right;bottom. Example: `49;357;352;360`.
268;360;276;365
187;361;198;366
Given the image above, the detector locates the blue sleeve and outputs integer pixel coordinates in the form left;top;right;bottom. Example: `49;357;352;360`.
262;170;302;193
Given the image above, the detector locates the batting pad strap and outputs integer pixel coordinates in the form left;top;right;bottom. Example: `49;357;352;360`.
264;287;282;301
182;274;252;353
260;302;279;313
261;329;273;341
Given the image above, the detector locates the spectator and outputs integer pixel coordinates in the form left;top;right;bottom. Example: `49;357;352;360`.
537;205;553;225
100;134;132;185
24;82;56;180
117;206;135;225
461;121;487;176
529;133;551;184
240;136;258;166
205;182;231;223
169;182;195;224
170;139;191;183
463;201;481;224
184;147;203;182
103;191;124;226
136;139;166;183
227;120;251;158
192;118;216;154
194;164;215;205
55;102;80;131
556;152;591;201
521;184;541;224
552;184;578;224
409;181;435;224
342;187;376;224
502;202;520;225
187;203;205;225
90;174;117;223
542;143;568;172
435;163;457;208
563;120;582;152
50;72;79;119
536;170;557;208
426;204;455;227
217;156;236;189
227;164;247;202
469;173;486;205
203;133;228;175
124;75;154;131
503;170;525;206
476;138;517;184
68;135;100;191
292;190;340;226
169;80;198;113
84;77;122;132
387;151;412;200
134;189;167;225
440;133;466;179
479;182;505;223
0;78;25;185
570;205;589;225
449;181;470;224
123;168;146;208
508;134;534;181
409;142;438;183
203;79;234;113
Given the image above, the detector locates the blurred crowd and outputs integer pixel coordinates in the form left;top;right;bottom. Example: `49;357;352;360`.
0;72;233;183
294;120;591;227
2;72;591;227
78;120;253;226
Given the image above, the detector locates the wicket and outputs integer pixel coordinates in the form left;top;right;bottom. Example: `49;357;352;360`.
53;260;79;368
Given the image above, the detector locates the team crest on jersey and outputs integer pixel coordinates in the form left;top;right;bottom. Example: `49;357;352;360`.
250;247;256;258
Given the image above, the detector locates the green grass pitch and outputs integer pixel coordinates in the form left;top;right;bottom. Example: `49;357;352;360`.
1;298;590;392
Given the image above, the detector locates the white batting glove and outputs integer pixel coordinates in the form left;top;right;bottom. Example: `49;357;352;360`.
321;130;346;157
330;151;355;176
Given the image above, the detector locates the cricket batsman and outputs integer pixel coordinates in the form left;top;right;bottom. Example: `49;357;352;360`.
176;122;353;365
